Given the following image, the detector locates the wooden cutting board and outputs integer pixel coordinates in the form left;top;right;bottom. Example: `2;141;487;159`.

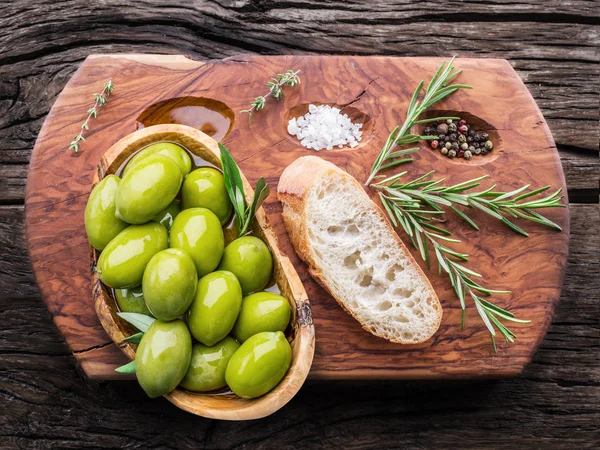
25;54;569;380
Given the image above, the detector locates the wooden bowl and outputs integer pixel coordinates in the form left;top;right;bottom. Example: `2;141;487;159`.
91;124;315;420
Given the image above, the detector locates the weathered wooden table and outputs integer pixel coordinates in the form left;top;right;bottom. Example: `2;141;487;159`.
0;1;598;448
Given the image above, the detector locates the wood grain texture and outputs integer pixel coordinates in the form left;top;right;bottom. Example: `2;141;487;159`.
0;0;597;447
25;54;570;380
91;125;315;419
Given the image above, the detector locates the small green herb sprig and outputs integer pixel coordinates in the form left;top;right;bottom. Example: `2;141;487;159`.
241;70;300;119
367;59;565;349
219;143;270;237
69;79;115;153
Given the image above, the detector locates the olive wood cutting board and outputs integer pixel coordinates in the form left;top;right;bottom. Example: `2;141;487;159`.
25;54;569;380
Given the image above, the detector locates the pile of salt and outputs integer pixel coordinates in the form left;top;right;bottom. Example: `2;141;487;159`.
287;104;363;151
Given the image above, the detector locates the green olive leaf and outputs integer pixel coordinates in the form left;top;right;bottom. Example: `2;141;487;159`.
234;187;247;223
218;142;271;237
241;178;270;236
219;143;245;215
115;360;136;374
250;178;270;215
117;312;156;332
122;331;144;345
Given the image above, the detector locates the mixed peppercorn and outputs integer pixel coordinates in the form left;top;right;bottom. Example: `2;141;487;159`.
425;118;493;160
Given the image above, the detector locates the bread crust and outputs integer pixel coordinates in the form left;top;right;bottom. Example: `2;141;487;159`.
277;156;442;344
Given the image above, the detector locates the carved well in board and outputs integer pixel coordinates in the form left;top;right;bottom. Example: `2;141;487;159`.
137;97;235;142
414;110;503;166
284;102;374;151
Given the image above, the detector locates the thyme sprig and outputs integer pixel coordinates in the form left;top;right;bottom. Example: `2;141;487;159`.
241;69;300;119
377;191;530;350
365;58;471;185
69;79;114;153
374;171;565;237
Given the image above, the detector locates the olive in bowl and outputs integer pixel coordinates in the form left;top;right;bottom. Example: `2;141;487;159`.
219;236;274;295
90;124;314;420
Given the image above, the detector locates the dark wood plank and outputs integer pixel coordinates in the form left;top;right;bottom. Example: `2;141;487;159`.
0;0;597;446
0;205;38;298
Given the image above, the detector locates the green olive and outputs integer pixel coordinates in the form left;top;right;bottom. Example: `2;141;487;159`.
116;154;183;224
225;331;291;399
232;292;291;342
114;286;151;315
123;142;192;178
181;167;232;225
142;248;198;321
169;208;224;277
218;236;273;295
180;337;240;392
97;222;168;288
85;175;128;250
152;199;181;231
135;320;192;398
187;270;242;346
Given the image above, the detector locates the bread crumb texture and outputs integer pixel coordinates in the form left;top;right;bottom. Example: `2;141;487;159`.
305;174;441;344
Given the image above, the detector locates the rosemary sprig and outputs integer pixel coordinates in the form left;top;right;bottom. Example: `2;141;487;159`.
241;69;300;119
365;58;565;349
69;79;115;153
365;58;471;185
378;191;530;349
219;143;270;237
374;171;565;237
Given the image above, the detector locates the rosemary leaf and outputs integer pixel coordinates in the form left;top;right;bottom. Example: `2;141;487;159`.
379;159;415;170
492;184;531;202
500;217;529;237
513;185;553;202
448;260;482;278
449;205;479;230
380;194;398;227
413;116;460;124
468;198;504;220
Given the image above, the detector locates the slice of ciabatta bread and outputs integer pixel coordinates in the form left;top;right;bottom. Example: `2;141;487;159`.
277;156;442;344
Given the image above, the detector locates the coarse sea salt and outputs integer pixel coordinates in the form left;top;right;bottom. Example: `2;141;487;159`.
287;104;363;151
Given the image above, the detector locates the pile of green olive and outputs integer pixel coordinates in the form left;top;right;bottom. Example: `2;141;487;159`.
85;142;292;399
